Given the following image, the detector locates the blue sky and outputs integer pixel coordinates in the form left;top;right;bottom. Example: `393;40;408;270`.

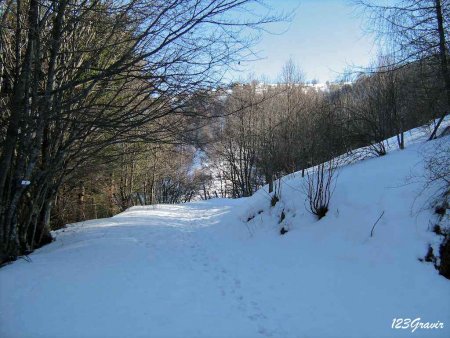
233;0;378;83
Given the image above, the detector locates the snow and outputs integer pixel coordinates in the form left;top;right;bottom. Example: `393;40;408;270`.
1;121;450;338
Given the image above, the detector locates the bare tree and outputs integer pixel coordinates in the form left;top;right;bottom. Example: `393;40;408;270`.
356;0;450;111
0;0;281;263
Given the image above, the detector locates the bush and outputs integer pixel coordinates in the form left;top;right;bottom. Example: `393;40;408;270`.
270;195;279;207
439;236;450;279
305;159;337;219
423;139;450;279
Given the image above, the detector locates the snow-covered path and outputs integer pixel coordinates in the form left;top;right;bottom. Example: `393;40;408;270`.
1;159;450;338
1;200;289;338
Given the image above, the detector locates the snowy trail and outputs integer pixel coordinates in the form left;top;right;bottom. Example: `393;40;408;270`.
2;130;450;338
0;200;284;338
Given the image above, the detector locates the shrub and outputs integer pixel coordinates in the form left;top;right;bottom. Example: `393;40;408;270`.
270;195;279;207
438;236;450;279
305;159;337;220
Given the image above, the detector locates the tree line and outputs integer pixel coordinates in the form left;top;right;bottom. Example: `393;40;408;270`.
0;0;278;264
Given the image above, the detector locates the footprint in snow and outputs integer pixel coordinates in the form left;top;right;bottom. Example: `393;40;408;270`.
257;327;274;337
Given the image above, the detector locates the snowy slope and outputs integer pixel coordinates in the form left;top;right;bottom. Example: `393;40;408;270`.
1;122;450;338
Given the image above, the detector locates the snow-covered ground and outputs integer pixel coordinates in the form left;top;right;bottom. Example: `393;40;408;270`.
1;122;450;338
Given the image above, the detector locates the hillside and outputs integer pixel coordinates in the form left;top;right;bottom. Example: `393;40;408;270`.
1;123;449;338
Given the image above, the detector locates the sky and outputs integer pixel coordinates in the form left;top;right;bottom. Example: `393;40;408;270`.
232;0;378;83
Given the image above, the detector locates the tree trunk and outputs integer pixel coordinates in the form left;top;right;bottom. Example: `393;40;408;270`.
77;181;85;221
435;0;450;109
266;173;274;193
